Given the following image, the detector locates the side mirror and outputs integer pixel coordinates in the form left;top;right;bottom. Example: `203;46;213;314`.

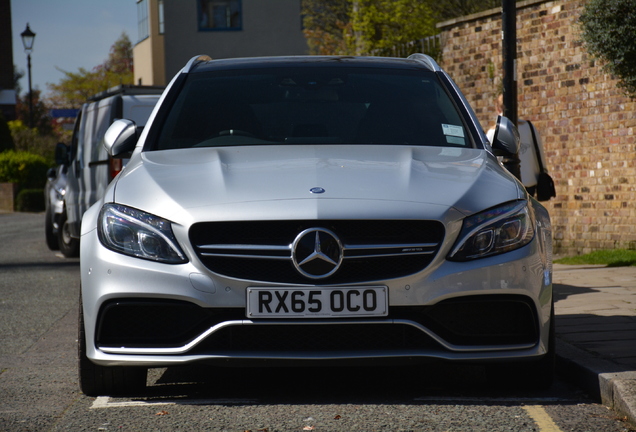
54;142;70;166
104;119;139;159
46;167;57;180
491;116;520;157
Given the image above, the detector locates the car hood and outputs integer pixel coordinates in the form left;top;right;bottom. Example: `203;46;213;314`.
113;145;521;225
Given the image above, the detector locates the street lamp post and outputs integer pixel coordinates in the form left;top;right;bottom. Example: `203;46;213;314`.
501;0;521;181
20;23;36;129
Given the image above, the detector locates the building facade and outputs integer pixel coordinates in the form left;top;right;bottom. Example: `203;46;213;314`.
0;0;16;121
438;0;636;256
134;0;308;86
133;0;166;86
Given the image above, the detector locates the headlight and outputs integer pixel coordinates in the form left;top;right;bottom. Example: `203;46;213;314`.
54;186;65;201
98;204;187;264
448;200;534;261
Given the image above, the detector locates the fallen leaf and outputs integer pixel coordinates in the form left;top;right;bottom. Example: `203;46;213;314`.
334;415;342;420
155;410;169;416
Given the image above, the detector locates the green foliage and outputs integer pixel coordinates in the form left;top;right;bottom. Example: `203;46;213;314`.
302;0;501;56
0;150;50;189
15;89;54;135
105;32;134;75
579;0;636;98
555;249;636;267
348;0;437;55
15;188;45;212
302;0;352;55
7;120;57;164
48;65;134;108
0;112;14;152
47;67;112;108
47;32;134;108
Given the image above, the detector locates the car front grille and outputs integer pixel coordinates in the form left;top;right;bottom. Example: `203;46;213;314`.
188;220;445;284
95;296;539;352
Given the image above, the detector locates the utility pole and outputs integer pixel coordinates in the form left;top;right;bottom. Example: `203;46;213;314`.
20;23;36;129
26;52;32;128
501;0;521;180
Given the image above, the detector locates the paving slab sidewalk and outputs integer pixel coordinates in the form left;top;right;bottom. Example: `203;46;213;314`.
553;263;636;424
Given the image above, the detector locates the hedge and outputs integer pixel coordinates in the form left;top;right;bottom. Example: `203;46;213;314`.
579;0;636;97
16;188;45;212
0;150;50;189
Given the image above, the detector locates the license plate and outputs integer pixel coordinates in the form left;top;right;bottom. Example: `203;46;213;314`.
246;287;388;318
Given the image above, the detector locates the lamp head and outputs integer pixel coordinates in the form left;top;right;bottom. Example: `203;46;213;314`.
21;23;36;53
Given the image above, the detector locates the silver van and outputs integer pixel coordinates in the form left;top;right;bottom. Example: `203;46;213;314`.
56;85;163;257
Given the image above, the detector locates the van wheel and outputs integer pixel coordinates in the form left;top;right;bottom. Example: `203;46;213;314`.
45;208;59;250
78;293;147;396
58;210;79;257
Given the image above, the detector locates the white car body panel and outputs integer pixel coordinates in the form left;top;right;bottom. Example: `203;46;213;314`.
111;145;522;222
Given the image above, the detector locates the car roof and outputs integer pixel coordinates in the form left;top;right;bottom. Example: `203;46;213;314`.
187;55;439;74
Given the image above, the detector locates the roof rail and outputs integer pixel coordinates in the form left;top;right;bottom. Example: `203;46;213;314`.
407;53;441;72
88;84;165;102
183;55;213;73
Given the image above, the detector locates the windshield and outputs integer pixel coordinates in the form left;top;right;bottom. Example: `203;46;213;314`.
154;67;471;150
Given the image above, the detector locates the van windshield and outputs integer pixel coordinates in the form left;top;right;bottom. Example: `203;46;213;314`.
154;67;471;150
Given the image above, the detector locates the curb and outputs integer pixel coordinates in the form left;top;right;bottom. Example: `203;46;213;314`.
556;338;636;425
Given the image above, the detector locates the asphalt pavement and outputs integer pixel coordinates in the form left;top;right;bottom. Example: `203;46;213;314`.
4;211;636;430
554;263;636;425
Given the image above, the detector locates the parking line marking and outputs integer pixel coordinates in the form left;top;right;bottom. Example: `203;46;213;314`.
91;396;258;409
523;405;563;432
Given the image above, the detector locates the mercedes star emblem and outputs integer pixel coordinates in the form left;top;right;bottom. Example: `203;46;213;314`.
292;228;343;279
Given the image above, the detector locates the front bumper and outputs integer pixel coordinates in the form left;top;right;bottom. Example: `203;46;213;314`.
80;222;552;367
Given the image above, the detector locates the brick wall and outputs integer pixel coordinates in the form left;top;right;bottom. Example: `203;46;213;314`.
0;183;16;212
438;0;636;256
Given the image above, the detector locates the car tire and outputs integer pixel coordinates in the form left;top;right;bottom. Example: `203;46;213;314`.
45;208;60;250
486;300;555;391
78;293;147;397
58;210;80;258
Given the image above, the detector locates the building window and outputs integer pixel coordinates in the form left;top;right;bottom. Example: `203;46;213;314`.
137;0;149;41
158;0;165;34
198;0;242;31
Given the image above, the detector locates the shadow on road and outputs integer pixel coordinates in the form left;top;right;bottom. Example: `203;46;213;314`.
0;260;80;270
113;362;586;407
553;283;599;302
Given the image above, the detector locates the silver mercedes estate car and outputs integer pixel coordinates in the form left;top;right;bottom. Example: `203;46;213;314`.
78;54;553;396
